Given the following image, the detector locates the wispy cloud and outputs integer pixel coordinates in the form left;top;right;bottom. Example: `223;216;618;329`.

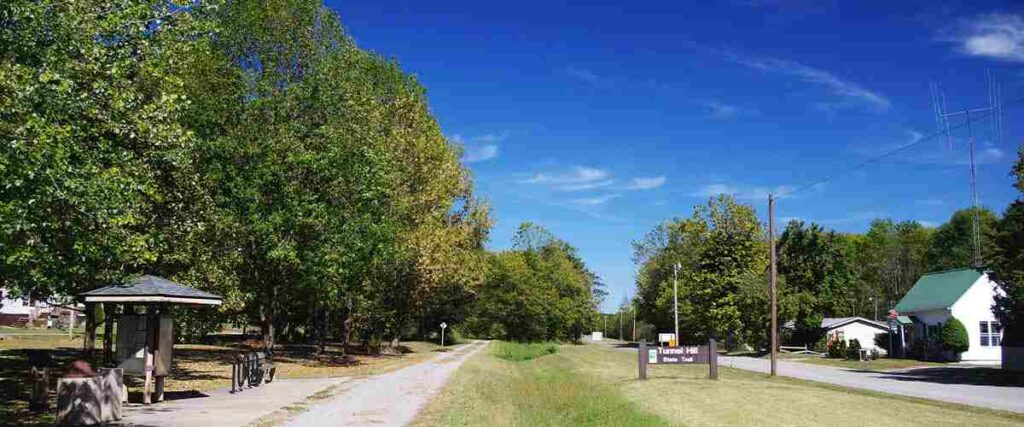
521;166;611;186
565;66;613;89
697;100;740;120
690;183;797;199
569;194;620;207
453;133;506;163
941;13;1024;63
715;49;890;111
624;176;667;190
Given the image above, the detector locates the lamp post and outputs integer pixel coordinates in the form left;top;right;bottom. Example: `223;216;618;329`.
673;262;680;345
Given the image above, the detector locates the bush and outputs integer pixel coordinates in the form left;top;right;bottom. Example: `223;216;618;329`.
940;317;970;357
846;338;862;359
826;336;847;359
492;341;558;361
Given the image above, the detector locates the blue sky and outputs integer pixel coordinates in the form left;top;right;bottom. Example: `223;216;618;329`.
327;0;1024;312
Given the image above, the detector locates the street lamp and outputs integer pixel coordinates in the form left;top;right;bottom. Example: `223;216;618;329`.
673;262;680;345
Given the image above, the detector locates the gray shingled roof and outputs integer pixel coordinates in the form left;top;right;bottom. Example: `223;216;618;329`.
82;275;221;303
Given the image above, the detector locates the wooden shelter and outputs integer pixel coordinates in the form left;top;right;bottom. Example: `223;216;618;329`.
80;275;222;404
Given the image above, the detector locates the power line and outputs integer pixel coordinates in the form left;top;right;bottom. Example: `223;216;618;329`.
779;92;1024;198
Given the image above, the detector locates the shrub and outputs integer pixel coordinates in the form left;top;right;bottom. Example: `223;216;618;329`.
846;338;862;360
940;317;970;357
826;336;847;358
492;341;559;361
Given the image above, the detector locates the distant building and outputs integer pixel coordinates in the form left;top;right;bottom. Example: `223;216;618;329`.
784;317;889;354
895;268;1003;363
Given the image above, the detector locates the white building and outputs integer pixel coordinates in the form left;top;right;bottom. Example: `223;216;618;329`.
784;317;890;353
895;268;1003;363
820;317;890;354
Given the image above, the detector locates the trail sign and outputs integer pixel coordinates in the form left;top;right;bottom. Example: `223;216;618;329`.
638;340;718;381
657;333;676;344
440;322;448;347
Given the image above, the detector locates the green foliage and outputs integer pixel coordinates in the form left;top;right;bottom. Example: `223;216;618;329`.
464;223;598;342
989;148;1024;346
927;208;999;270
492;341;559;362
939;317;970;355
778;221;857;343
846;338;862;359
633;195;767;348
826;336;847;359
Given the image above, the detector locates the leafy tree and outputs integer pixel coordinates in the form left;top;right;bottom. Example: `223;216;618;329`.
0;1;219;301
939;316;970;356
853;219;931;316
926;207;999;271
634;195;767;347
777;221;858;343
989;147;1024;346
465;223;597;342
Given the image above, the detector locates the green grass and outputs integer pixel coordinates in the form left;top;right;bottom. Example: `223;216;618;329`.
416;343;1024;427
491;341;559;362
414;342;665;426
786;355;947;371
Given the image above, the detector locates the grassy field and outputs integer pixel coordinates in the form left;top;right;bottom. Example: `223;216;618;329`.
491;341;558;361
415;342;1024;427
0;333;445;426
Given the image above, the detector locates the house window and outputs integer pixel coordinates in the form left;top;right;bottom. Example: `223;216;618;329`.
980;321;1002;347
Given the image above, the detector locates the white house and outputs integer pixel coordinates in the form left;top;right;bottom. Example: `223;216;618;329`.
783;316;890;354
895;268;1003;363
819;317;890;354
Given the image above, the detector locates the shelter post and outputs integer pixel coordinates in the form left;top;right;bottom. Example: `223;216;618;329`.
84;302;97;358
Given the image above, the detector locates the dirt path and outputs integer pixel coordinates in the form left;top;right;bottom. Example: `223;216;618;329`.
284;340;489;427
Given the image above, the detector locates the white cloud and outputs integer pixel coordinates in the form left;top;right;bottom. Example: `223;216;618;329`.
716;49;890;111
463;145;499;163
454;133;506;163
565;66;612;88
521;166;611;185
557;180;615;192
569;194;620;206
625;176;667;190
944;13;1024;62
699;100;740;120
690;183;796;199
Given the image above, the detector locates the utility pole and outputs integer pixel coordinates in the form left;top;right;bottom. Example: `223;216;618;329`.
768;194;778;377
673;262;680;345
632;303;636;342
618;308;622;341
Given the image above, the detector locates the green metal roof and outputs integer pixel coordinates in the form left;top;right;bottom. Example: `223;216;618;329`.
895;268;982;313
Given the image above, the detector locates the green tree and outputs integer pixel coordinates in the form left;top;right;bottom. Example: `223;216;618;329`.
0;0;219;301
939;316;970;357
926;207;999;271
853;219;931;316
634;195;767;347
989;148;1024;346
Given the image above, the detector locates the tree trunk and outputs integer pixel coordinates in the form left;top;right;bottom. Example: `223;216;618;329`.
261;296;275;350
338;299;351;357
380;337;402;355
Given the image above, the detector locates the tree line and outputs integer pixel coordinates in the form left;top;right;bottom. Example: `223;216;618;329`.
0;0;600;350
633;151;1024;349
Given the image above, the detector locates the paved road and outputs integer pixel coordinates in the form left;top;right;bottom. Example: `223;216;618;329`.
286;340;489;427
720;356;1024;413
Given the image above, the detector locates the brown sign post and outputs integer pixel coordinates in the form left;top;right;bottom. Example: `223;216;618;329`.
638;338;718;380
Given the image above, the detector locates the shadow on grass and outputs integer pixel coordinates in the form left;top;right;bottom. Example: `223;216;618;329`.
866;366;1024;387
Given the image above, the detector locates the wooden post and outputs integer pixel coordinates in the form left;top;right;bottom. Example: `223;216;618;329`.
102;304;114;365
709;338;719;380
84;303;96;358
638;341;648;380
768;194;778;377
143;306;155;405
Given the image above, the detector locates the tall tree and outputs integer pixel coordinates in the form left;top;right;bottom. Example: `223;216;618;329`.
633;195;767;347
926;207;999;271
989;148;1024;347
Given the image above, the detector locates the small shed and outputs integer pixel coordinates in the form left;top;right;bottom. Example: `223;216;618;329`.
80;275;222;404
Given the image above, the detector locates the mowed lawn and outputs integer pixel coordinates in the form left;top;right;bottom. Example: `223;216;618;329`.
415;342;1024;427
